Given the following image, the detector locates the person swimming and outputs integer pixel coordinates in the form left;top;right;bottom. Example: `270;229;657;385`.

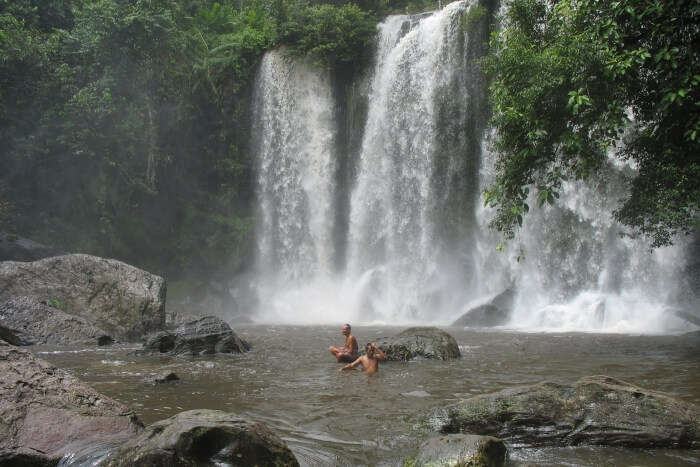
339;342;386;374
329;323;358;363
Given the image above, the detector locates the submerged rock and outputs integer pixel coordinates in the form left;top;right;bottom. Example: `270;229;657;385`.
0;254;166;341
412;434;506;467
429;375;700;448
143;316;250;356
374;327;460;361
102;409;299;467
0;344;143;465
0;296;112;346
452;289;515;327
144;371;180;385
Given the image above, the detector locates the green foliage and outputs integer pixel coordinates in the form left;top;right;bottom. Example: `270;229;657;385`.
280;3;376;68
483;0;699;247
46;297;65;310
0;0;389;282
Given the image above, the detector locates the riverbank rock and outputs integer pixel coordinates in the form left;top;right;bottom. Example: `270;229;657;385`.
0;344;143;465
429;375;700;448
374;327;460;361
0;232;65;262
411;434;506;467
0;296;113;346
143;316;250;356
0;254;166;341
103;409;299;466
452;288;515;327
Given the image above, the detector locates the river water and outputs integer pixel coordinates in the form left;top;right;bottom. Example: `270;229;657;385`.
38;326;700;466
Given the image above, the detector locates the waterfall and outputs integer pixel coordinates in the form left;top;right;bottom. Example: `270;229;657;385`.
250;1;697;333
253;50;337;321
346;1;478;323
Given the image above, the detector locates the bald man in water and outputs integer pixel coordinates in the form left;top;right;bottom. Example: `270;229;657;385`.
329;323;358;363
339;343;386;374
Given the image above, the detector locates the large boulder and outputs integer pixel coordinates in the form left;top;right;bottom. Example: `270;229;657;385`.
429;375;700;448
0;254;166;341
143;316;250;356
374;327;460;361
0;344;143;466
452;289;515;327
103;409;299;466
0;296;112;346
0;232;65;262
410;434;506;467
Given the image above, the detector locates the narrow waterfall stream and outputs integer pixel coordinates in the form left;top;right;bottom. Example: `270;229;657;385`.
252;0;698;332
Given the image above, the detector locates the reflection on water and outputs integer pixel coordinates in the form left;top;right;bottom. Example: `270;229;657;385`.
37;326;700;466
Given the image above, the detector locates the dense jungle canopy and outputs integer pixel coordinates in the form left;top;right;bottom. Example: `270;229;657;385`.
1;0;697;288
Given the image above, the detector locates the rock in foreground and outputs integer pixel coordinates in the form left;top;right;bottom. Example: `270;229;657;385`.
374;327;460;361
412;434;506;467
430;375;700;448
0;296;112;346
0;254;166;341
103;409;299;467
0;344;142;465
144;316;250;356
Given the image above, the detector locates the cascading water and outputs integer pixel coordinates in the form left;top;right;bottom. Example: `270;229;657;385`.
346;0;480;323
251;1;697;333
253;50;338;320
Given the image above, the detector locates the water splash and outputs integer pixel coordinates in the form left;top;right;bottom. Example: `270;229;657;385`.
253;49;337;321
250;1;696;333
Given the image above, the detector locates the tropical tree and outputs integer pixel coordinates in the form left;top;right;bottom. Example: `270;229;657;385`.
483;0;699;247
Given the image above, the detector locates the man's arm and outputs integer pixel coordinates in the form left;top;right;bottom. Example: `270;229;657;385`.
339;356;363;371
372;344;387;360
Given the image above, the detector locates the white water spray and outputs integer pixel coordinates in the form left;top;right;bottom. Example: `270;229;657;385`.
250;2;696;333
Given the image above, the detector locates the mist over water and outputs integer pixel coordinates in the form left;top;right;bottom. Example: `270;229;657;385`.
252;1;696;333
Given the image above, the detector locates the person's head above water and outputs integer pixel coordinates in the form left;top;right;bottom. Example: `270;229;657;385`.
342;323;351;336
366;342;376;358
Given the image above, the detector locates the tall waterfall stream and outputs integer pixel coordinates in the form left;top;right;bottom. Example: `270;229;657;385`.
252;0;697;333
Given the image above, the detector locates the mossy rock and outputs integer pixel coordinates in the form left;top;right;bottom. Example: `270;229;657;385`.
373;327;461;361
427;375;700;448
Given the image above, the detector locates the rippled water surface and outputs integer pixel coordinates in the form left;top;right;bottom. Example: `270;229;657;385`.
37;326;700;466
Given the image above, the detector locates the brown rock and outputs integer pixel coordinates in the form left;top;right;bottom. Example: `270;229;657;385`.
0;344;143;465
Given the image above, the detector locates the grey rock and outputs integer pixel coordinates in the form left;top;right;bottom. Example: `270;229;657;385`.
144;371;180;385
0;296;112;346
0;232;65;262
0;344;143;466
452;289;515;327
98;335;115;346
0;324;35;346
172;316;250;356
0;254;166;341
373;327;460;361
413;434;506;467
143;331;177;353
143;316;250;356
429;375;700;448
102;409;299;467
